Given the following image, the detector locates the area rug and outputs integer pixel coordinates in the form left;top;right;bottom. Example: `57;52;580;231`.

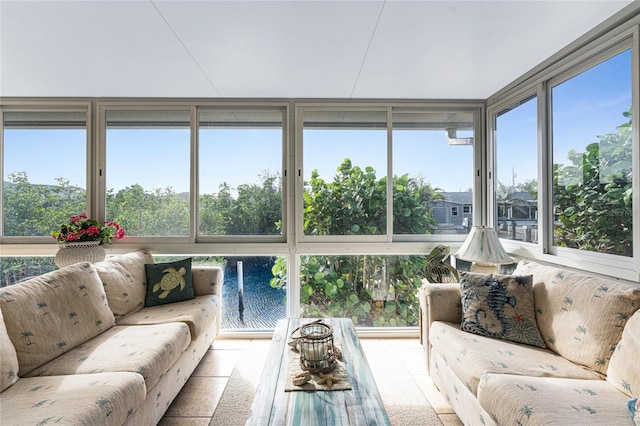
362;340;444;426
210;339;442;425
209;344;262;425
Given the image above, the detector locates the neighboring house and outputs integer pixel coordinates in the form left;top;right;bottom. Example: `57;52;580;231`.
497;191;537;224
428;190;538;240
497;191;538;243
429;191;473;232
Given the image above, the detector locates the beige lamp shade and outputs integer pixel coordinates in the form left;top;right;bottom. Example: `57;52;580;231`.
454;226;512;273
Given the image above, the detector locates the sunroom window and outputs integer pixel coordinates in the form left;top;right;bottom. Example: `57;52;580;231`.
295;104;479;327
551;48;632;257
300;107;477;239
495;96;538;243
2;110;88;238
197;108;284;237
302;109;388;237
105;110;191;237
391;109;474;235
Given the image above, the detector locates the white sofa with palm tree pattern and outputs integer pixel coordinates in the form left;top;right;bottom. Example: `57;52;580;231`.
420;259;640;425
0;249;223;426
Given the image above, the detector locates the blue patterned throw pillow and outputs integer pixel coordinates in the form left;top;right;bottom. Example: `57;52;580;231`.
460;272;546;348
629;396;639;425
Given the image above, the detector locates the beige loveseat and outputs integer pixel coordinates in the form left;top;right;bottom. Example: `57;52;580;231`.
0;249;223;425
419;259;640;425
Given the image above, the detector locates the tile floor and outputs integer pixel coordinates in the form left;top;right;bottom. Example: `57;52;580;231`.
159;337;463;426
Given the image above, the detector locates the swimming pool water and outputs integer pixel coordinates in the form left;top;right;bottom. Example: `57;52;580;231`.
221;261;286;330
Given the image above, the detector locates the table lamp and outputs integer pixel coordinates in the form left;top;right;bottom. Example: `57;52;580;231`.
454;226;512;274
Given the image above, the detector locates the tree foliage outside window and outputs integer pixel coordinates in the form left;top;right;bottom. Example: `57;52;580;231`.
3;174;282;239
304;159;387;235
272;158;442;327
3;172;85;237
107;184;190;236
199;172;281;236
553;108;632;256
275;254;426;327
1;173;280;285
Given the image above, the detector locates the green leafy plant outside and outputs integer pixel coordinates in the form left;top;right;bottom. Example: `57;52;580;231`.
553;108;632;256
271;254;428;327
272;158;444;326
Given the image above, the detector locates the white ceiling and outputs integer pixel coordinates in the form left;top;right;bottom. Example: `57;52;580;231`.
0;0;636;99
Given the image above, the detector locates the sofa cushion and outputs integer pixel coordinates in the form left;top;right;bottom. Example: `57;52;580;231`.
145;258;195;306
0;309;19;392
116;294;220;339
0;372;146;426
0;262;116;375
430;321;602;395
95;249;155;319
477;374;633;426
513;260;640;374
607;310;640;397
25;322;191;390
460;272;545;348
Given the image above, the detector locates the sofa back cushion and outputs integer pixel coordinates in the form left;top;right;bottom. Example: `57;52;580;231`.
94;249;155;319
0;262;115;375
0;308;19;391
607;310;640;397
513;260;640;374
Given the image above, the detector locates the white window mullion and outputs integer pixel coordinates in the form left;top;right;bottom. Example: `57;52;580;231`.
632;24;640;264
539;82;553;255
386;106;393;242
190;105;198;243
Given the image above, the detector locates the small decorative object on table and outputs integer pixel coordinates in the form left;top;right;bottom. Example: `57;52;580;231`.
294;319;337;374
51;214;125;268
286;319;350;391
292;371;311;386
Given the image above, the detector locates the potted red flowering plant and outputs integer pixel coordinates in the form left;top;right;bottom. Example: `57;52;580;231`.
51;214;125;246
52;214;125;268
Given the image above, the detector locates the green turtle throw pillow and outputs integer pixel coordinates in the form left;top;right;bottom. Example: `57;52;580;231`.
145;258;195;306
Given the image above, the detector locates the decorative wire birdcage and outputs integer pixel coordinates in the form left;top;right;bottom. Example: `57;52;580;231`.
295;320;337;374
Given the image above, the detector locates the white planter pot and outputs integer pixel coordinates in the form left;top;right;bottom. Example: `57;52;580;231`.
54;241;106;268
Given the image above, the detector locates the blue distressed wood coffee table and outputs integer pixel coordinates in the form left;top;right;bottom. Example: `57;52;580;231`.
246;317;390;425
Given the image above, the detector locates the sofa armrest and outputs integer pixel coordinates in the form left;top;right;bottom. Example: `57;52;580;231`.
420;283;462;324
192;266;224;297
418;283;461;372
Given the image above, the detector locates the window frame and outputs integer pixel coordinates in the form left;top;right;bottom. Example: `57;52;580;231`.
97;103;194;244
295;104;390;243
547;43;634;257
295;101;484;245
97;101;291;246
0;101;93;244
195;105;289;243
489;92;540;245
